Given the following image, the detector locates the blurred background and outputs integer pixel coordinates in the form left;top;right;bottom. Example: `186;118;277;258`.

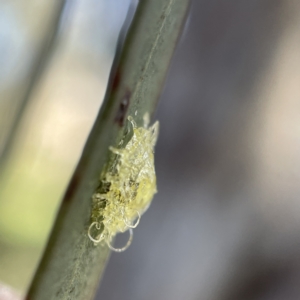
1;0;300;300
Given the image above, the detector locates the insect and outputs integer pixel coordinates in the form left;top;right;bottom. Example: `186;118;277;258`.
88;113;159;252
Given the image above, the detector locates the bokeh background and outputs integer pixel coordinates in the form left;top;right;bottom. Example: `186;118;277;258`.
1;1;300;300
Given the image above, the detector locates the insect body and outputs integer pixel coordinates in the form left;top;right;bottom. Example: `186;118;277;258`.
88;114;159;252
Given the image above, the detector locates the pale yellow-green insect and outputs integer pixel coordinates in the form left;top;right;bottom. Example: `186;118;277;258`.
88;113;159;252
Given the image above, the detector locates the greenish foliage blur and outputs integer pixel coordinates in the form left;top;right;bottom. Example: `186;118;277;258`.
0;0;131;292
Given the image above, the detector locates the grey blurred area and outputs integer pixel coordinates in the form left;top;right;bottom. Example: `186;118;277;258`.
0;0;300;299
97;1;300;300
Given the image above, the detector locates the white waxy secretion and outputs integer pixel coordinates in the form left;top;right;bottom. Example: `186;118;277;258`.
88;113;159;252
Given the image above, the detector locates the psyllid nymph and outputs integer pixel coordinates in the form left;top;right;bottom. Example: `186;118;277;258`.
88;114;159;252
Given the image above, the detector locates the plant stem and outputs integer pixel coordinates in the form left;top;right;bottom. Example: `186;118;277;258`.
26;1;190;299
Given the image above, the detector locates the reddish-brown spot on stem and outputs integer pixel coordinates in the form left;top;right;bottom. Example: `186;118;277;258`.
115;90;131;126
111;71;121;91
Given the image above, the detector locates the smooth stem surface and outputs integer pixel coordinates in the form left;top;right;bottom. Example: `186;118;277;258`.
26;1;190;299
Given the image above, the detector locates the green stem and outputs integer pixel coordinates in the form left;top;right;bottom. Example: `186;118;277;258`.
26;1;190;299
